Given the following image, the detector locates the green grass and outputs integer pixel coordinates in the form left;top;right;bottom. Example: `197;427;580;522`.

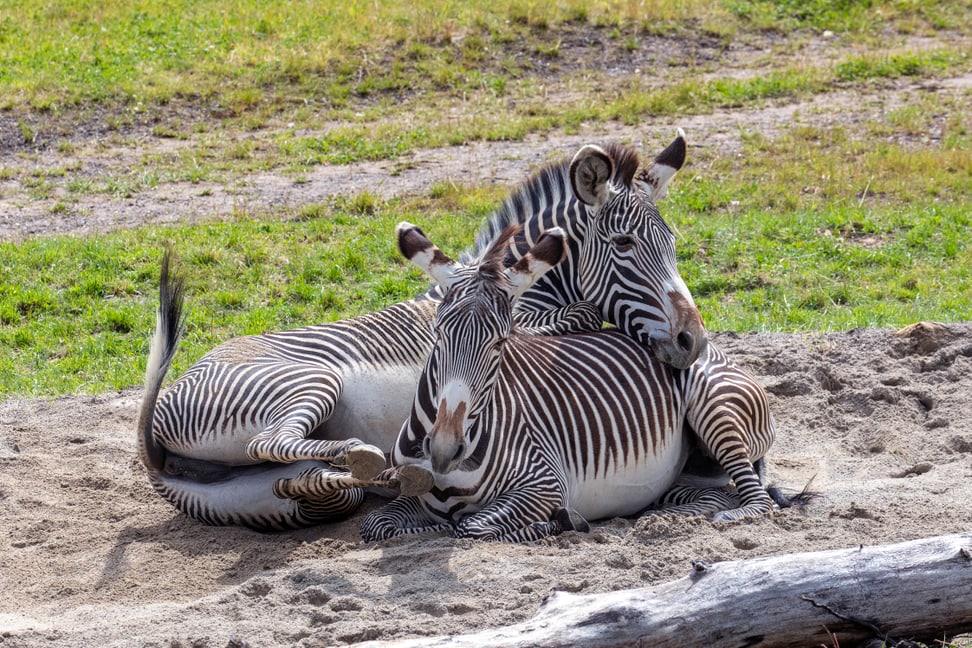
3;104;971;397
3;194;969;396
0;202;483;397
2;1;972;397
2;1;971;176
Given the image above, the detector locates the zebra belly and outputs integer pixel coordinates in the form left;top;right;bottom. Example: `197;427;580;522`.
322;363;424;448
569;435;688;520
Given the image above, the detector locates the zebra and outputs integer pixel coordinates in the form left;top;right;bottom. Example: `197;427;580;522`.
359;223;794;542
136;131;705;531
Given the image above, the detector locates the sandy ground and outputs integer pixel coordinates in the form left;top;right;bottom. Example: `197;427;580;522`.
1;322;971;647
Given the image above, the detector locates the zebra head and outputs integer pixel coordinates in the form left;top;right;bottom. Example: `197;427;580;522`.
568;130;707;370
398;221;567;475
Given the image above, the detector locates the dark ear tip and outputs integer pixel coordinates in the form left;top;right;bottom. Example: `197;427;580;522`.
396;222;428;258
533;227;568;265
655;129;687;169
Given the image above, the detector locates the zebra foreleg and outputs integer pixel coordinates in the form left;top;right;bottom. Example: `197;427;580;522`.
647;483;742;518
453;490;571;542
686;404;778;520
359;495;450;542
706;447;777;522
515;301;603;337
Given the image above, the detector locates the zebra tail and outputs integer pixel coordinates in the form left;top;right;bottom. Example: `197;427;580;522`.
136;248;186;474
767;475;819;509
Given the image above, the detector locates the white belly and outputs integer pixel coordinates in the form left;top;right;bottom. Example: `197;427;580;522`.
323;364;424;449
569;435;687;520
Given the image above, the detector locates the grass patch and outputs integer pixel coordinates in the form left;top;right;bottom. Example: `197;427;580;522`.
2;113;971;398
1;1;969;199
2;1;972;398
0;198;478;397
673;202;972;331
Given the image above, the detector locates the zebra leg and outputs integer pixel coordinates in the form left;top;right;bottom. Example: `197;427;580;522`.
647;483;742;518
359;495;450;542
701;433;776;522
152;460;366;530
682;347;780;521
274;464;434;501
453;489;570;542
242;378;387;479
382;463;436;497
285;485;366;525
515;301;603;336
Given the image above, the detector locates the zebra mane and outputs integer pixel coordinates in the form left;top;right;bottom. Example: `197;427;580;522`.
462;142;640;265
477;224;520;278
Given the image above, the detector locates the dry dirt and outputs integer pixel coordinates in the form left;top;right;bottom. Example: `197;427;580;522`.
1;35;971;648
2;323;972;647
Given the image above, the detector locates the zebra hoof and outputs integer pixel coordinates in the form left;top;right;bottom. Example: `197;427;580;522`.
343;444;388;480
553;507;590;533
395;464;434;497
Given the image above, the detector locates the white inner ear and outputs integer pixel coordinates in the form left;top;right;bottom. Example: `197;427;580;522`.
504;258;555;300
410;247;462;289
636;163;678;202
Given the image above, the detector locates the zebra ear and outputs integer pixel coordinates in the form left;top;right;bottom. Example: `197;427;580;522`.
635;127;686;202
396;222;461;288
569;145;615;208
504;227;567;300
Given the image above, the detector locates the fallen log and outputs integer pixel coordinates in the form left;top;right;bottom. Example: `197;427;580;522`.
356;532;972;648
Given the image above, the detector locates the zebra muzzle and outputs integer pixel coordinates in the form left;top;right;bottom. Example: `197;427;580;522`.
428;399;468;474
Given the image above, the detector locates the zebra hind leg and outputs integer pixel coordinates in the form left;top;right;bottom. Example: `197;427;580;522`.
273;463;433;501
241;376;388;479
333;442;390;480
247;430;388;480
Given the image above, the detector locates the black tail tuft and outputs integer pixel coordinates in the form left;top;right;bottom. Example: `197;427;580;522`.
768;475;819;509
158;248;187;369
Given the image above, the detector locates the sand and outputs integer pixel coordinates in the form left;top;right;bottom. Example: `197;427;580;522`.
2;321;971;647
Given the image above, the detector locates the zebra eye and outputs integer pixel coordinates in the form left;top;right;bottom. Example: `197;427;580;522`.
612;234;635;251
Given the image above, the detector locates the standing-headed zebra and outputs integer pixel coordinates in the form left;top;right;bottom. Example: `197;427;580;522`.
359;223;796;542
137;132;705;530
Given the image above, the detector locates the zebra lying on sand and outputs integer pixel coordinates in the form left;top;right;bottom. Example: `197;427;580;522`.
136;132;705;530
360;223;805;542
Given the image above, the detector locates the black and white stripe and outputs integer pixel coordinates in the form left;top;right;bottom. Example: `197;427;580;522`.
137;132;778;532
361;224;799;542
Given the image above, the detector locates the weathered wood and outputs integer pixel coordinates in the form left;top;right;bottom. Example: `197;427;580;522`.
355;532;972;648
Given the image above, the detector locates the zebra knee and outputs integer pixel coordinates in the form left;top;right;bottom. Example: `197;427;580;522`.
295;489;365;524
360;512;401;542
454;518;503;541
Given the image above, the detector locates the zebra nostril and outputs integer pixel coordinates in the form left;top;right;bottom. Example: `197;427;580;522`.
422;437;431;458
452;443;465;464
676;331;693;352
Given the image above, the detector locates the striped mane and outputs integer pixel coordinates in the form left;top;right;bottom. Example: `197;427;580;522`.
463;142;640;265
